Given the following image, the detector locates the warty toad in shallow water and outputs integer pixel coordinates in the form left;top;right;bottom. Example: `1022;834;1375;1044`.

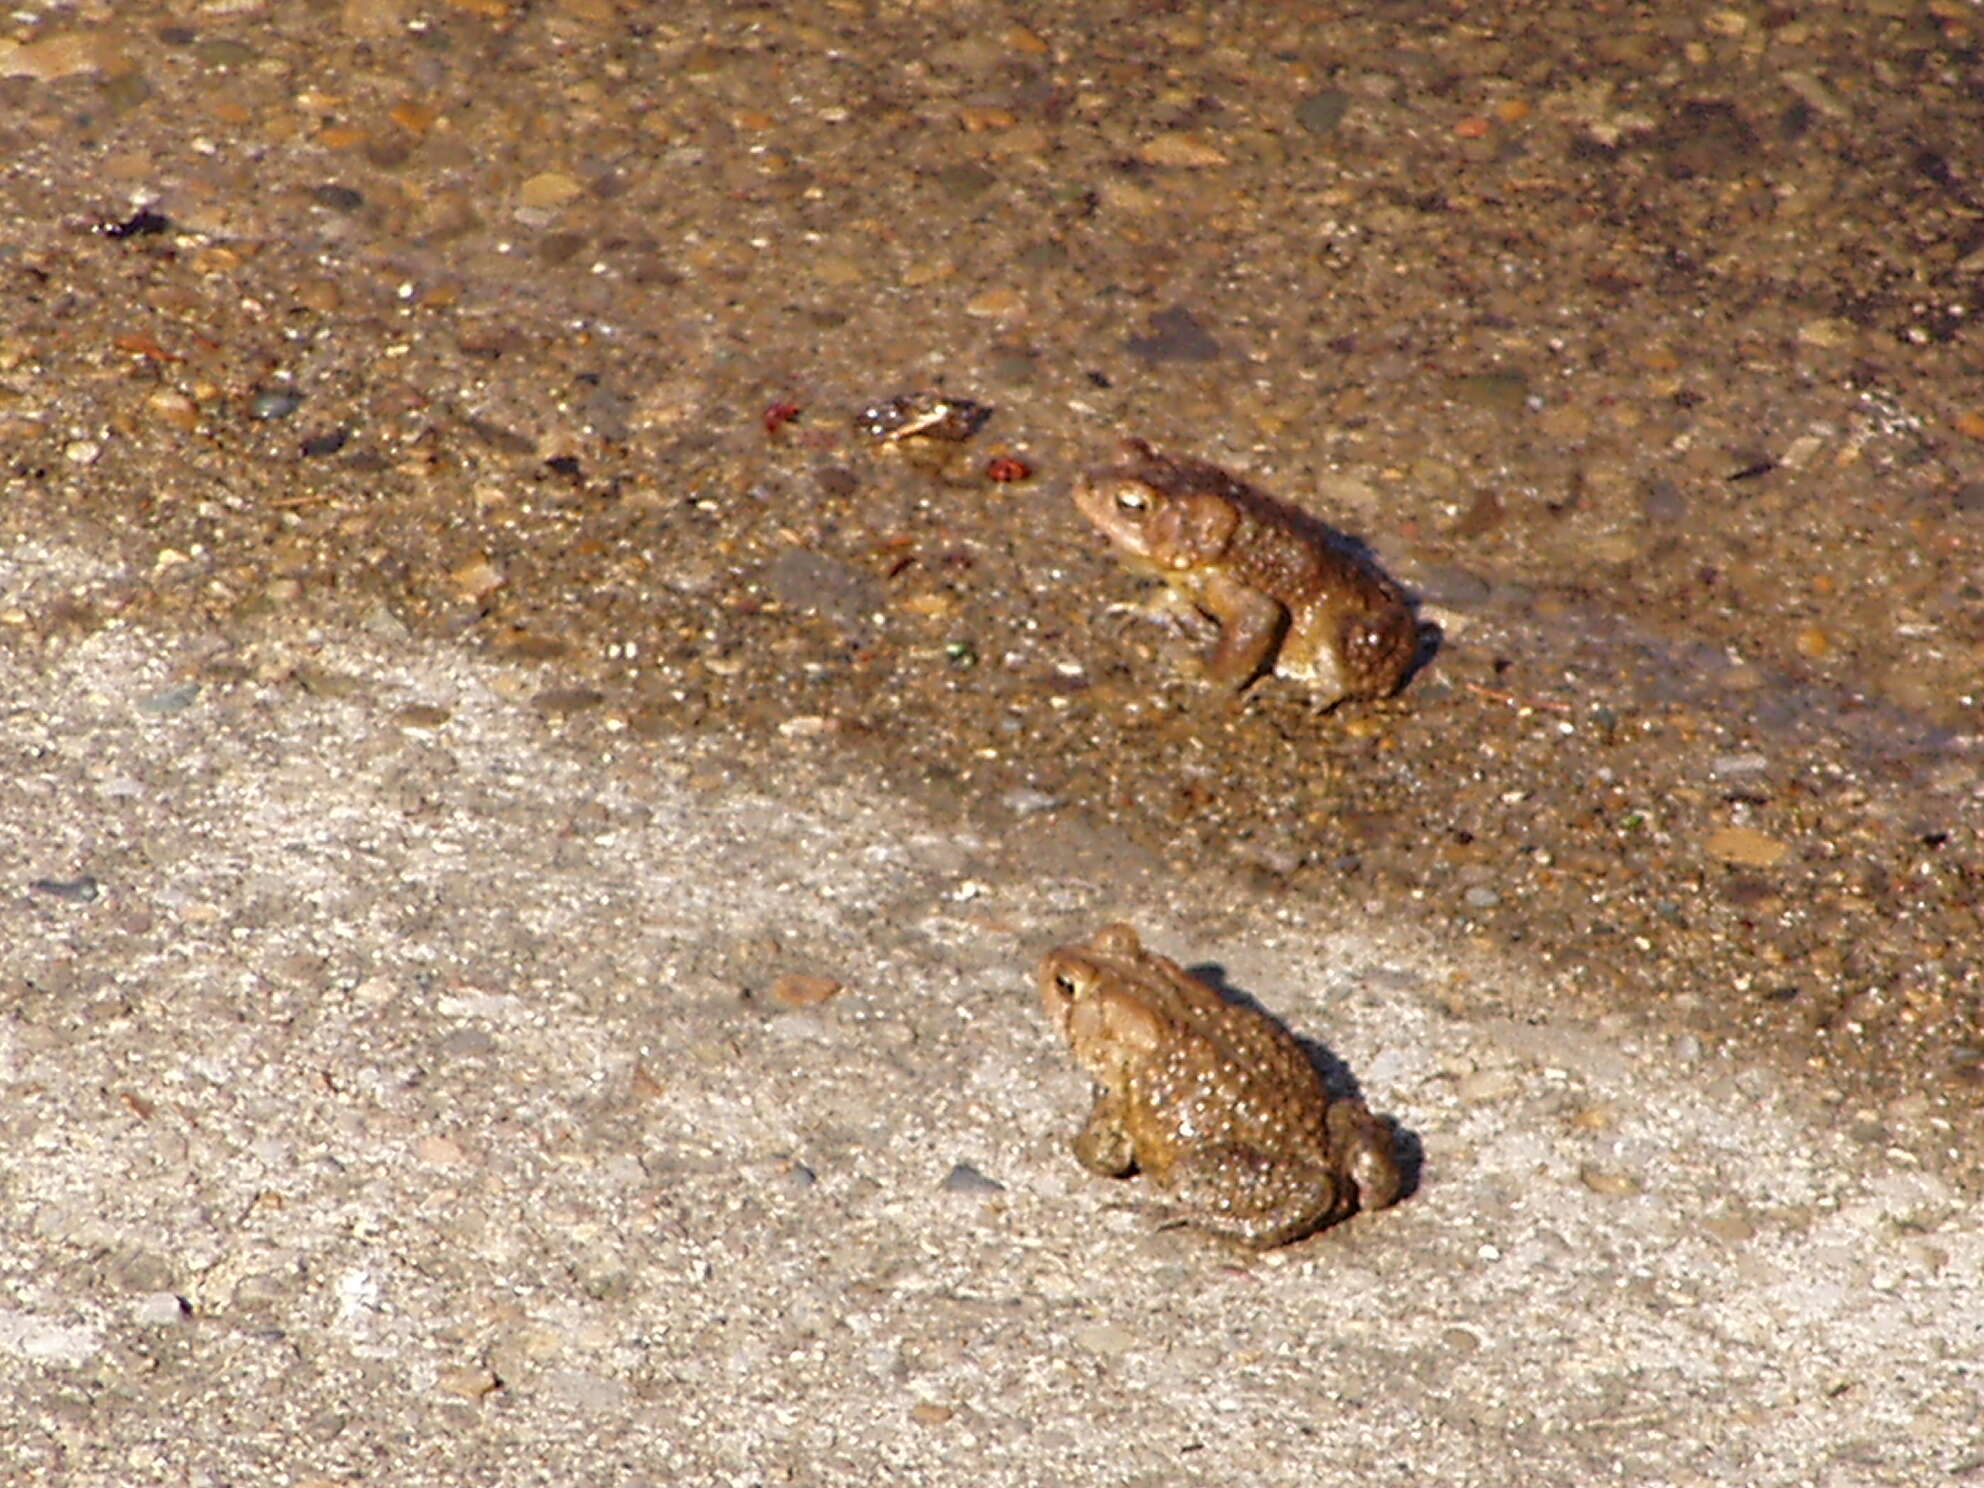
1037;924;1401;1248
1073;438;1418;707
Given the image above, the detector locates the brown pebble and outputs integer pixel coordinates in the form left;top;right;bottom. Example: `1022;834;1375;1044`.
390;98;439;134
518;171;582;208
1703;1213;1757;1245
293;277;343;312
416;1134;466;1165
770;973;842;1007
450;556;505;599
1137;133;1228;167
0;31;126;81
1705;825;1790;868
957;105;1016;132
435;1366;502;1401
147;390;200;432
910;1402;955;1426
1579;1166;1645;1197
965;288;1024;319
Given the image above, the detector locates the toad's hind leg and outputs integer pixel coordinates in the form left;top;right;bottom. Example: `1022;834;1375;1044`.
1163;1143;1347;1249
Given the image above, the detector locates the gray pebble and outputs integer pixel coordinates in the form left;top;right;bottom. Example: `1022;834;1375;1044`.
1295;89;1351;134
1641;480;1688;522
539;1370;631;1413
1459;1068;1519;1102
1001;788;1062;816
1711;753;1770;776
1126;305;1222;363
1464;885;1502;909
941;1163;1004;1195
30;875;100;904
1449;371;1531;414
782;1160;818;1191
1416;564;1493;607
439;1027;496;1059
135;1292;191;1327
249;387;304;421
137;681;201;717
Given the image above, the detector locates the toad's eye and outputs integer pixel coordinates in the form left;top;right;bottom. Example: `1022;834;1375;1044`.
1114;487;1150;513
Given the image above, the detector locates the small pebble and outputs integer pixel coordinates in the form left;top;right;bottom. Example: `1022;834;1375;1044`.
781;1160;818;1191
941;1163;1004;1195
449;557;506;599
1449;371;1531;414
1137;132;1228;167
1295;90;1351;134
1710;753;1769;776
299;428;349;457
769;973;842;1008
1125;305;1222;363
1458;1068;1518;1102
1415;565;1493;607
134;1293;190;1327
249;387;304;421
517;172;583;209
415;1134;466;1165
146;390;200;431
310;184;366;212
531;686;603;717
1463;885;1502;910
1073;1323;1138;1357
137;681;200;717
539;1371;630;1412
435;1366;501;1401
1705;825;1790;868
30;875;101;904
1579;1166;1645;1197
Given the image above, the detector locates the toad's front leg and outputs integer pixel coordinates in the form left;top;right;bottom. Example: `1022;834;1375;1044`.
1195;571;1287;690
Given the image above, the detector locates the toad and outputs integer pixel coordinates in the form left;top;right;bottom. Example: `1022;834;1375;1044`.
1037;923;1401;1248
1072;438;1417;706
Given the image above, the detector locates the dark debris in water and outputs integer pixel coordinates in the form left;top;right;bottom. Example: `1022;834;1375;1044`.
853;392;994;444
96;208;170;239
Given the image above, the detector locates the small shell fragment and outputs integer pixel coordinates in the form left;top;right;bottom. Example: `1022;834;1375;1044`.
853;391;992;444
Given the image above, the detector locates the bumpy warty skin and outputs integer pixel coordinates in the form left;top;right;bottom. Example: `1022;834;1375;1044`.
1037;923;1401;1247
1072;438;1417;706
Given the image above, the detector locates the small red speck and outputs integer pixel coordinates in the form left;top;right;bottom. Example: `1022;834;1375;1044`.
1454;116;1492;139
985;455;1031;483
762;400;802;435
